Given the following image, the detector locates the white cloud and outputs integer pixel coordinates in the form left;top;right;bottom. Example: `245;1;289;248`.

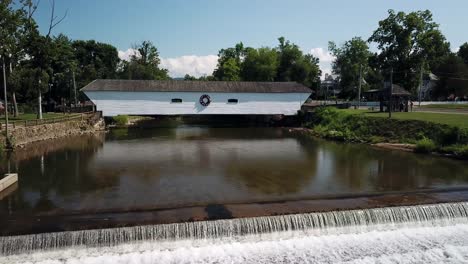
161;55;218;78
118;48;138;61
310;47;335;63
119;49;218;78
309;47;335;80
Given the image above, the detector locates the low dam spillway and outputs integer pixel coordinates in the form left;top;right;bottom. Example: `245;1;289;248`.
1;202;468;263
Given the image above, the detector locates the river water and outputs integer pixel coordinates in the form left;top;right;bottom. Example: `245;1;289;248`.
1;126;468;216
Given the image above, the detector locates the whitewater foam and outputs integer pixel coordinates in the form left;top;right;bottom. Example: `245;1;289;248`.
2;202;468;263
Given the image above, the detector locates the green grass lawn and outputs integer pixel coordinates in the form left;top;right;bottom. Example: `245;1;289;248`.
0;113;78;122
422;104;468;109
339;109;468;129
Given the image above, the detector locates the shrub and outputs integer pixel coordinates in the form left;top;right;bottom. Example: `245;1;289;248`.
113;115;129;126
414;138;436;153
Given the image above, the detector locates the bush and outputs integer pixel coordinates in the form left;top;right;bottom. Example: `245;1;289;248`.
414;138;437;153
112;115;129;126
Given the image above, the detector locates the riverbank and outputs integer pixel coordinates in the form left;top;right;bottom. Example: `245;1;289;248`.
303;107;468;159
1;112;105;149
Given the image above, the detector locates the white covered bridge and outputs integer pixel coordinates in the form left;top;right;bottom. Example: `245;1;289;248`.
81;79;312;117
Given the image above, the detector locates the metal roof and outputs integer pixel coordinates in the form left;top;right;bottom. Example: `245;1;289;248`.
364;84;411;96
81;79;312;93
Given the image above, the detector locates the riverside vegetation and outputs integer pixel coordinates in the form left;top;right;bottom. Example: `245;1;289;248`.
306;107;468;159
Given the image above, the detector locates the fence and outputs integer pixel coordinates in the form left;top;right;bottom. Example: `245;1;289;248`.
0;111;97;130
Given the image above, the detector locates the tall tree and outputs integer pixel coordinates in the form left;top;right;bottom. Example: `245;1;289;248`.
458;43;468;65
213;42;245;81
119;40;169;80
369;10;450;93
329;37;372;98
72;40;120;88
241;47;278;81
0;0;26;117
433;54;468;99
275;37;321;88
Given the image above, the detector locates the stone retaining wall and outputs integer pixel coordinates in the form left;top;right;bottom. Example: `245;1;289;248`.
3;113;105;148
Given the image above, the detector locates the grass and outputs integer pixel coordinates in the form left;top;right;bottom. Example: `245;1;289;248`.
339;109;468;129
423;104;468;109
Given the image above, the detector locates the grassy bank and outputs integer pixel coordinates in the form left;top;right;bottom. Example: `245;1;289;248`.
306;107;468;159
423;104;468;110
339;109;468;129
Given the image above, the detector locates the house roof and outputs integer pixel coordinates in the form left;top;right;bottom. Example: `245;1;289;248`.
81;79;312;93
364;84;411;96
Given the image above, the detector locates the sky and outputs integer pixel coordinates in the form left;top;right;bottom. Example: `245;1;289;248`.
32;0;468;78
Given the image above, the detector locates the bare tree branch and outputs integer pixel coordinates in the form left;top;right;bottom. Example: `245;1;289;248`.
46;0;67;38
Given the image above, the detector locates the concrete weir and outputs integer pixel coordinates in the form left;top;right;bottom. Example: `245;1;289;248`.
0;174;18;195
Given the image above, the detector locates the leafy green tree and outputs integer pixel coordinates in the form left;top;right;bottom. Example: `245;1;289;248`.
119;40;169;80
1;0;27;117
72;40;120;88
275;37;321;88
328;37;372;98
433;54;468;99
241;47;278;81
184;74;197;81
458;43;468;65
369;9;450;93
213;42;245;81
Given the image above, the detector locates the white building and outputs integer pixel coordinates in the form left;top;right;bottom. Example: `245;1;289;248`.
82;80;312;116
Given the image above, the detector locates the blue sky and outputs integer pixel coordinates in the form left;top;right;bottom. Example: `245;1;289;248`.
32;0;468;77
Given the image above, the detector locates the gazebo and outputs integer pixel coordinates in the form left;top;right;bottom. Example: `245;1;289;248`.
364;84;411;112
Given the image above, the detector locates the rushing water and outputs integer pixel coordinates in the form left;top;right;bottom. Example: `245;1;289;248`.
1;202;468;262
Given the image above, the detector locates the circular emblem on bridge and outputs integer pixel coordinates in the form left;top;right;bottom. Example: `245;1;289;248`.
199;94;211;106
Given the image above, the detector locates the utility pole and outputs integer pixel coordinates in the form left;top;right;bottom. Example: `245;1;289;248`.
418;64;423;107
388;67;393;118
358;64;362;109
2;56;8;138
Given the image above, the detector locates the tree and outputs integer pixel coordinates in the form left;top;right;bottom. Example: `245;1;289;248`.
213;42;245;81
49;34;76;104
458;43;468;65
0;0;26;117
119;40;169;80
241;47;278;81
184;74;197;81
72;40;120;88
329;37;372;98
275;37;321;88
369;10;450;93
433;54;468;99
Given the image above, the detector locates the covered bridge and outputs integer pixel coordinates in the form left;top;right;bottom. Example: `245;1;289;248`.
82;80;312;117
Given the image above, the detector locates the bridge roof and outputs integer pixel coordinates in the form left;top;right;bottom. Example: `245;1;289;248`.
81;79;312;93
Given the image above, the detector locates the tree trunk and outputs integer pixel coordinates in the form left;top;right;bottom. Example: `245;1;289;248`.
9;63;18;117
37;91;42;119
12;92;18;117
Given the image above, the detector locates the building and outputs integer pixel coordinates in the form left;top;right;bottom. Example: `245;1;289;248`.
81;80;312;116
364;83;411;112
419;73;439;100
319;74;340;98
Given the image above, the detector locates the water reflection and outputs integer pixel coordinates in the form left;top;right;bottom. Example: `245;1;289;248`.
1;127;468;217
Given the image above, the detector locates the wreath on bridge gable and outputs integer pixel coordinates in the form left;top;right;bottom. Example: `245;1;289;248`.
199;94;211;106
